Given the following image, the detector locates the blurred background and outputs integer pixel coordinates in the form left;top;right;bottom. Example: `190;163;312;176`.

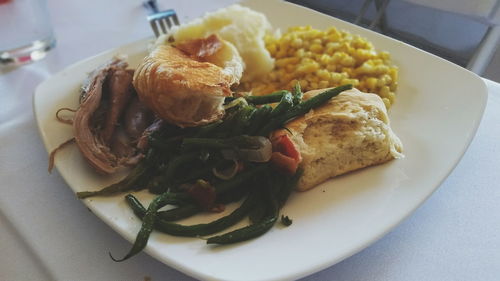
288;0;500;82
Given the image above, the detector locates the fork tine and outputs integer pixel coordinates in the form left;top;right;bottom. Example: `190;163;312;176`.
172;13;180;26
145;8;179;37
164;17;172;29
149;20;160;37
158;19;168;35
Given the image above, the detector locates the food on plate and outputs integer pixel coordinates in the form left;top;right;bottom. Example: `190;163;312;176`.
245;25;398;108
164;4;274;81
273;88;403;191
77;83;354;261
133;34;244;127
70;57;154;174
52;3;404;260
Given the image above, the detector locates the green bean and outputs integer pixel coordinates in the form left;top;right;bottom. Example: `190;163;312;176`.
157;204;200;221
148;164;267;212
76;149;157;199
206;187;278;245
194;120;223;137
248;191;266;224
231;106;257;136
292;82;303;105
216;183;250;204
136;196;189;218
214;164;269;194
150;152;201;194
205;215;277;245
246;105;272;135
163;158;227;192
146;172;168;194
246;90;289;104
110;191;175;261
182;138;234;150
282;84;352;121
225;90;289;105
182;135;266;151
148;136;182;156
270;92;293;118
210;106;245;137
258;84;353;136
164;152;201;184
126;192;257;237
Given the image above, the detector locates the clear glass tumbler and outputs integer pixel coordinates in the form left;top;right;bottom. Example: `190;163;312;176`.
0;0;56;66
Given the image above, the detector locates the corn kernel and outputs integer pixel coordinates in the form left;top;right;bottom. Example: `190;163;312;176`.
312;38;322;44
285;64;296;73
326;64;337;72
295;48;305;57
387;91;396;104
380;86;390;97
299;80;309;89
330;72;343;83
297;62;319;73
375;65;389;74
275;49;287;59
389;67;398;82
340;56;355;67
288;79;299;88
379;51;390;60
344;78;360;87
365;77;378;89
382;98;391;109
309;43;323;53
319;54;331;65
318;80;329;88
267;43;277;55
269;72;278;81
252;25;397;102
275;57;300;67
291;38;303;48
380;74;392;85
316;69;330;80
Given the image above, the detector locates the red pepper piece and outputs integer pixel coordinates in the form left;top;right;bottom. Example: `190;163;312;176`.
270;133;301;174
187;180;216;211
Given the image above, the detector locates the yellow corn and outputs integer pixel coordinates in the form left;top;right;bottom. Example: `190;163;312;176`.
245;25;399;107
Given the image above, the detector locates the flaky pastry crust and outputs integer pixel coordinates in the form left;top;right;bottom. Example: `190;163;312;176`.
133;35;242;127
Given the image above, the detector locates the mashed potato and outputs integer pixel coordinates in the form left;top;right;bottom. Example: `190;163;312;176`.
166;4;274;82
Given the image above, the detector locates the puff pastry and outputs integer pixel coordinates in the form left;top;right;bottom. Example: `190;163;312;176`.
275;88;403;191
133;35;244;127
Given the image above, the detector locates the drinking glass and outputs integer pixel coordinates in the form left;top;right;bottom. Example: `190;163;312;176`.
0;0;56;66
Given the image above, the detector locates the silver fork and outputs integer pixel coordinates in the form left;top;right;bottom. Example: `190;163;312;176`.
142;0;180;37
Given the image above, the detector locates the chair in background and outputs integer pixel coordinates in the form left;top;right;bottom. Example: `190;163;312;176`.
288;0;500;75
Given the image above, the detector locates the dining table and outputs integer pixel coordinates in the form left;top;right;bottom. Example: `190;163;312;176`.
1;0;499;280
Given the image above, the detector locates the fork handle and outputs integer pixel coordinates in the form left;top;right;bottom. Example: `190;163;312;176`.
143;0;159;14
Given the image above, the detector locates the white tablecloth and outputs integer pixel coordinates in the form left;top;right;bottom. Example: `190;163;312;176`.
1;0;499;280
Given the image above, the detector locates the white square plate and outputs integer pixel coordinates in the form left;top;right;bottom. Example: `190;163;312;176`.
34;0;487;280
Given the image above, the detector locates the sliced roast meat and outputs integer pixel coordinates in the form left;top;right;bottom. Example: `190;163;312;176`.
123;96;154;139
73;58;130;174
100;69;135;144
110;128;136;158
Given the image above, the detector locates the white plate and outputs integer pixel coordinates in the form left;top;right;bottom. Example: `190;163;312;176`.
33;0;488;280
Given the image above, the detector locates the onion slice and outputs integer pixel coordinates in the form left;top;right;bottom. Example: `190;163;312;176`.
221;136;272;162
223;97;248;110
212;159;239;180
